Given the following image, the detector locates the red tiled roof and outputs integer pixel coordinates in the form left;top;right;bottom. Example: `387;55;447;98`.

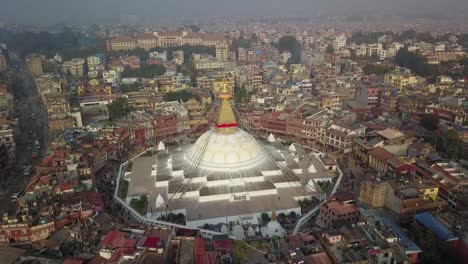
101;230;126;247
306;252;332;264
142;236;160;248
213;239;233;250
370;147;394;161
63;258;85;264
111;36;136;43
159;31;184;37
327;201;358;216
387;156;405;169
137;32;157;40
332;192;354;203
203;33;226;41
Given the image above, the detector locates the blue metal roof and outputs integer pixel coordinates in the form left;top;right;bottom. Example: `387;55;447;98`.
415;212;458;241
382;216;422;254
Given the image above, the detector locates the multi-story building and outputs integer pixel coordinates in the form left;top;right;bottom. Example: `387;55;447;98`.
320;95;341;111
384;181;447;223
0;219;55;245
216;44;229;61
63;58;86;77
356;86;379;108
149;51;167;61
425;103;467;126
106;31;228;51
425;51;465;64
185;98;207;127
359;178;388;208
316;192;359;228
301;109;329;146
102;70;121;84
106;36;137;51
0;124;15;163
384;73;418;91
25;54;44;77
173;50;184;65
412;161;468;199
120;55;141;70
332;35;347;50
0;50;7;71
322;123;365;153
367;43;383;57
136;32;159;50
194;58;224;70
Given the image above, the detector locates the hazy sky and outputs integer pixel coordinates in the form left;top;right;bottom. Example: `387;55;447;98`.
0;0;467;25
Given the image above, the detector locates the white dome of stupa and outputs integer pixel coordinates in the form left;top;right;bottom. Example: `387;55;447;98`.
186;128;266;171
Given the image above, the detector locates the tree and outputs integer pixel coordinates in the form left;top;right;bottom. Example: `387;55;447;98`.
445;129;460;160
108;97;131;121
420;113;440;131
130;195;148;215
121;64;165;78
261;213;271;223
288;211;297;219
275;36;302;64
235;84;248;102
363;64;390;75
163;90;198;102
398;29;417;41
395;48;440;77
326;45;334;54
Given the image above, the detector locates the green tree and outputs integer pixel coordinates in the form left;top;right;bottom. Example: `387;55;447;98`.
233;241;249;263
163;90;198;102
395;48;440;77
398;29;417;41
288;211;297;219
261;213;271;223
130;195;148;215
420;113;440;131
363;64;391;75
121;64;165;78
235;84;248;102
108;97;131;121
275;36;302;64
120;83;141;93
446;129;460;160
326;45;334;54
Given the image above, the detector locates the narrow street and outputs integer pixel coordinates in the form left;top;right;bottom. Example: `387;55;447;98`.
0;54;48;211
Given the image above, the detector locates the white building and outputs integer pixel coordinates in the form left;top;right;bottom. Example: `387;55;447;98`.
102;70;121;84
332;35;347;50
63;58;85;77
149;51;167;61
280;51;292;64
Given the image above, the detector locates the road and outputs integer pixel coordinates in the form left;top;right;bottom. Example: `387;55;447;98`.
0;54;48;212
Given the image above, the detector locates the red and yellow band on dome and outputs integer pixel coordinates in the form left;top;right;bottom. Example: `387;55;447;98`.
215;122;238;128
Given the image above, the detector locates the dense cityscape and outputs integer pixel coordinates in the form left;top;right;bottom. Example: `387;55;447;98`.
0;7;467;264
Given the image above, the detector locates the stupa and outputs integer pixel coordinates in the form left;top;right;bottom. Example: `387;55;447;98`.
123;81;330;229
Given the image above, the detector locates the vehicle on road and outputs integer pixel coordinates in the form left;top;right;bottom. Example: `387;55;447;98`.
30;113;36;119
23;165;33;176
32;149;38;159
34;140;40;149
10;189;23;202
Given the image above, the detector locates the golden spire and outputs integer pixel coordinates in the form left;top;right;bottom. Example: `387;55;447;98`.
218;77;231;100
216;78;237;134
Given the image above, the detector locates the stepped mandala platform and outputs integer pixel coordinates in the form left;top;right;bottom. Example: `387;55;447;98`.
121;84;336;228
